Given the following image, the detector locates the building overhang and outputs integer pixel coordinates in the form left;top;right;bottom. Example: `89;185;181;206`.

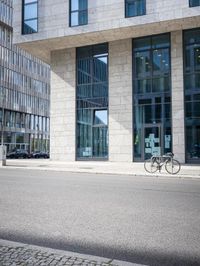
13;16;200;64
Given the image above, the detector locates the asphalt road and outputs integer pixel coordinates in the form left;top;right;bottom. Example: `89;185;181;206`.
0;168;200;266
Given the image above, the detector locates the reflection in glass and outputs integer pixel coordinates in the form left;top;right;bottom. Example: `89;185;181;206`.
133;34;171;161
76;44;108;159
184;29;200;162
24;3;37;19
189;0;200;7
22;0;38;34
94;110;107;126
70;0;88;26
125;0;146;17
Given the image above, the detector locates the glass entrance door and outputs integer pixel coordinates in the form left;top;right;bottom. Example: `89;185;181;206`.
144;125;161;159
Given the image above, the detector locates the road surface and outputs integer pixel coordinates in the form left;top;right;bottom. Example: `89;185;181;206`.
0;168;200;265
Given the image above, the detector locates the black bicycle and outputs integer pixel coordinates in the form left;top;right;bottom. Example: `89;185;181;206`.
144;152;181;175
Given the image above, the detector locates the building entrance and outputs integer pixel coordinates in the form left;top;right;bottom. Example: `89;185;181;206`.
133;33;172;162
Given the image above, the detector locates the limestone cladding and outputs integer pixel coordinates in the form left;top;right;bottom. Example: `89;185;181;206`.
50;48;76;161
13;0;200;63
49;34;187;163
171;31;185;164
109;39;133;162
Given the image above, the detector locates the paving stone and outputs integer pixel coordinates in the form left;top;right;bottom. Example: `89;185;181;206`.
0;243;119;266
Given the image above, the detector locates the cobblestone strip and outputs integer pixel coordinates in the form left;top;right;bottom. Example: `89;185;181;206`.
0;243;118;266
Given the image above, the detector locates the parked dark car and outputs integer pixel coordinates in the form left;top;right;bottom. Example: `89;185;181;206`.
30;151;49;159
6;149;29;159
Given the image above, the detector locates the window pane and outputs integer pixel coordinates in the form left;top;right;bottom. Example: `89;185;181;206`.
125;0;145;17
152;35;170;48
135;79;151;94
134;37;151;51
76;44;108;159
23;1;38;34
189;0;200;7
184;29;200;45
79;10;87;25
79;0;87;10
135;51;151;78
152;77;170;93
24;3;37;19
24;19;38;33
71;12;79;26
153;49;169;75
94;110;107;126
77;58;91;85
71;0;78;11
93;56;108;83
70;0;88;26
194;45;200;71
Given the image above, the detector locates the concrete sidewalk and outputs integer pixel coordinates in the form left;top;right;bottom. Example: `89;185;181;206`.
3;159;200;178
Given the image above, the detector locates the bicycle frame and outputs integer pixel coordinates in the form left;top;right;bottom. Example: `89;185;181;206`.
151;155;172;172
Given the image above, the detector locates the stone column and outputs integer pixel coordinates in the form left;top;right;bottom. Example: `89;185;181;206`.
171;31;185;163
109;39;133;162
50;48;76;161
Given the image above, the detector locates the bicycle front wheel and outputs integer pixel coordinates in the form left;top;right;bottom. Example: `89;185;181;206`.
165;159;181;175
144;159;158;173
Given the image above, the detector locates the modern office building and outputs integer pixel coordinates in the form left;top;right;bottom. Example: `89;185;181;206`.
0;0;50;153
13;0;200;163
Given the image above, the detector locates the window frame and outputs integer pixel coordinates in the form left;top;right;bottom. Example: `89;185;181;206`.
189;0;200;7
125;0;146;18
22;0;38;35
69;0;88;27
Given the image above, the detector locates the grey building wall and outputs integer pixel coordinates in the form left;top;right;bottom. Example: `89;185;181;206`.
13;0;200;63
50;49;76;161
109;39;133;162
171;31;185;163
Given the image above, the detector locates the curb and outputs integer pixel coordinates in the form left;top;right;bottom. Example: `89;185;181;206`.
1;164;200;180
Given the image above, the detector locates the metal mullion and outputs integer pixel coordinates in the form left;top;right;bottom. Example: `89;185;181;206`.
24;1;38;6
25;17;37;22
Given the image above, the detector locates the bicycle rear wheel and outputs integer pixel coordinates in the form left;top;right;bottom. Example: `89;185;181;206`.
165;159;181;174
144;159;158;173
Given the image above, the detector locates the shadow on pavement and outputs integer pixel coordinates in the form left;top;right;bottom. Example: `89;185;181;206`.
0;231;199;266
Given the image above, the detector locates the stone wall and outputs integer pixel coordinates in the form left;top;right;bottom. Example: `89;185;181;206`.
13;0;200;63
109;39;133;162
171;31;185;163
50;48;76;161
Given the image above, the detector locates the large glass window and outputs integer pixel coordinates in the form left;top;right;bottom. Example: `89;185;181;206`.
189;0;200;7
133;34;171;161
76;43;108;159
70;0;88;27
125;0;146;18
184;29;200;163
22;0;38;34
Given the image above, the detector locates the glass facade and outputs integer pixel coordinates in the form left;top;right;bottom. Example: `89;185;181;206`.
22;0;38;34
189;0;200;7
0;0;12;27
184;29;200;162
133;34;172;161
76;43;108;159
1;0;50;153
125;0;146;18
70;0;88;27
